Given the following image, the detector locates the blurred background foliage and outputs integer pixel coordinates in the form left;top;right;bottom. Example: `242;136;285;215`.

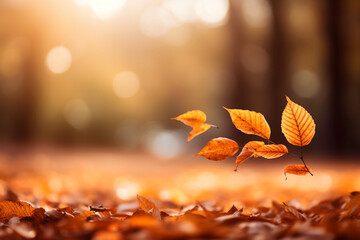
0;0;359;158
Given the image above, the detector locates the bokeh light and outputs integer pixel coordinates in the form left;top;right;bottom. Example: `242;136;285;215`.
164;0;198;23
75;0;127;20
46;46;72;74
140;7;174;38
114;179;140;200
147;130;184;159
195;0;229;26
113;71;140;99
63;99;92;130
292;70;320;98
241;44;269;74
241;0;272;28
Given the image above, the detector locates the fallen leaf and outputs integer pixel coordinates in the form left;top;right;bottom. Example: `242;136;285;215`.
253;144;288;159
90;206;117;218
224;107;271;140
284;165;311;178
74;210;97;221
195;137;239;161
0;201;35;222
137;195;157;212
281;96;316;146
235;141;265;169
283;202;307;221
339;192;360;221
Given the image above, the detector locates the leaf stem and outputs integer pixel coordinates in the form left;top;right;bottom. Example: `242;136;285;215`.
300;147;313;176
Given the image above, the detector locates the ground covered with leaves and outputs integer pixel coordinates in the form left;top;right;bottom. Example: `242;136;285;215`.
0;149;359;239
1;192;360;239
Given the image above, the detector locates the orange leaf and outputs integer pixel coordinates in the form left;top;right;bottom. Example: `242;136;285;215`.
0;201;35;222
172;110;216;142
137;195;161;219
253;144;288;159
281;96;316;146
235;141;265;169
188;123;211;142
223;107;271;140
195;137;239;161
74;210;97;221
284;165;311;178
137;195;157;212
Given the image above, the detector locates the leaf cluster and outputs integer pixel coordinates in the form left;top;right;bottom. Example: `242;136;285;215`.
173;96;316;178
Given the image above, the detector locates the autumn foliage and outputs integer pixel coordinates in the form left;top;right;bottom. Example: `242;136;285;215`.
173;96;316;178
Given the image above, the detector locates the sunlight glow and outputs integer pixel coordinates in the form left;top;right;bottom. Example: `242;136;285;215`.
113;71;140;98
46;46;72;74
75;0;127;20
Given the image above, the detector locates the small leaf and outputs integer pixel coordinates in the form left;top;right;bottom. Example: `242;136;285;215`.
188;123;211;142
235;141;265;169
223;107;271;140
281;96;316;146
195;137;239;161
284;165;311;178
253;144;288;159
172;110;216;142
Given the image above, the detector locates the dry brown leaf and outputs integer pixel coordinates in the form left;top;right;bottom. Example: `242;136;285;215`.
253;144;288;159
235;141;265;169
284;165;311;178
0;201;35;222
224;107;271;140
172;110;215;142
281;96;316;146
195;137;239;161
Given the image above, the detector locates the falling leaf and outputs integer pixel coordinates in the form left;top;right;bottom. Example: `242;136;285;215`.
172;110;216;142
195;137;239;161
0;201;35;222
235;141;265;169
253;144;288;159
223;107;271;140
281;96;316;146
284;165;311;178
188;124;212;142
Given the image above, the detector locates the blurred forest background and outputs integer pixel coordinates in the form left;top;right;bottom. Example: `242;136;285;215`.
0;0;359;159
